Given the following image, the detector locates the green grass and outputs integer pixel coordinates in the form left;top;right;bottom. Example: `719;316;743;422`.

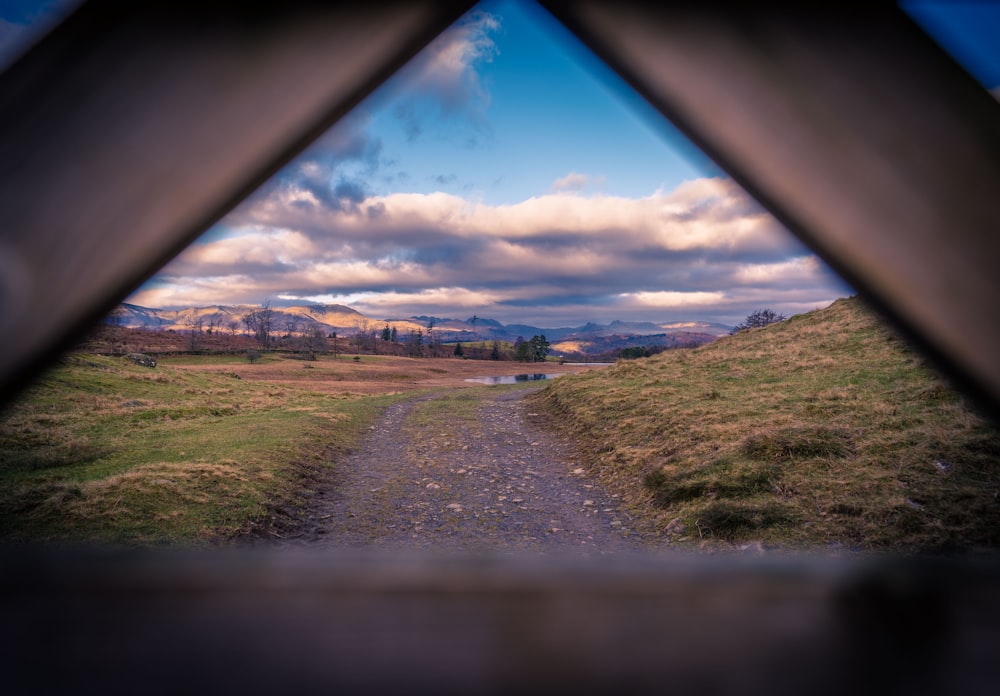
0;354;403;545
536;297;1000;552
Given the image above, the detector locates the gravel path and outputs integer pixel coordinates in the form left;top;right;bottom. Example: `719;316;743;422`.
278;385;650;554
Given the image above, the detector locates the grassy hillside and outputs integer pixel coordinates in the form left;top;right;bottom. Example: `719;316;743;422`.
0;354;401;545
536;297;1000;552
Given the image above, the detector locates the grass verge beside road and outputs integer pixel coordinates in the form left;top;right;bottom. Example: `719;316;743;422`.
0;354;403;545
536;297;1000;552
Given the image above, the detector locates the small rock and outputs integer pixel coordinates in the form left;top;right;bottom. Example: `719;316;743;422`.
124;353;156;368
583;500;595;507
571;468;585;475
665;517;686;536
426;483;440;490
446;503;463;511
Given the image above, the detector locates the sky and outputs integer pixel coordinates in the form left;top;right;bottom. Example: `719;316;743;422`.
4;1;998;328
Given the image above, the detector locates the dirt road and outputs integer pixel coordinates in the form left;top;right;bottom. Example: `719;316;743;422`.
269;384;651;554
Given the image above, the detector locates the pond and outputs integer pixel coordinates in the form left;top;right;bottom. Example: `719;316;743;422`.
464;373;566;385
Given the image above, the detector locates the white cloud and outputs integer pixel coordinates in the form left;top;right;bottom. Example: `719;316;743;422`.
181;228;317;268
618;290;727;308
731;256;822;286
237;176;791;256
132;176;849;323
549;172;607;192
388;10;500;139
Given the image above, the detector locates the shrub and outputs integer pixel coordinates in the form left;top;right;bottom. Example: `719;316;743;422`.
729;309;786;334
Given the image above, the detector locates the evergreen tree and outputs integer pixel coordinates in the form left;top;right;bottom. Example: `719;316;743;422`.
529;334;551;362
513;336;528;362
514;335;550;362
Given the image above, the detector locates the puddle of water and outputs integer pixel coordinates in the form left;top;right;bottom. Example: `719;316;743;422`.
465;373;565;385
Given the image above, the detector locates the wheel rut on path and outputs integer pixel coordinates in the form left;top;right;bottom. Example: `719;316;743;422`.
282;385;648;554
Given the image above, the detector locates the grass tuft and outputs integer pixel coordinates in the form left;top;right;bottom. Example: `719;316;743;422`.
696;501;796;540
741;426;853;461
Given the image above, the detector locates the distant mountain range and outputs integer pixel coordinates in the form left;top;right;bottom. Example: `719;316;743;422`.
107;303;731;354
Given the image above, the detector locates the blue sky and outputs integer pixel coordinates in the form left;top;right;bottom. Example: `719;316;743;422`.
4;1;997;327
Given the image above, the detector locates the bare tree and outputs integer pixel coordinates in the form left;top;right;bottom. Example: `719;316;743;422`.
242;302;274;350
187;316;204;351
729;309;787;334
354;318;374;354
241;311;256;338
425;318;439;356
406;329;424;357
302;326;327;359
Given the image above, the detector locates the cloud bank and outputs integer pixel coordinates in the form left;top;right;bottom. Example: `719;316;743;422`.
131;176;850;325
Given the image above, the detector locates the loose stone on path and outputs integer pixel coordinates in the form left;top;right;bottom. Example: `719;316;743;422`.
277;385;648;554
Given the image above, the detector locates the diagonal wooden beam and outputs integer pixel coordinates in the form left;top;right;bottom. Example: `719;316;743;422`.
0;0;475;396
542;1;1000;417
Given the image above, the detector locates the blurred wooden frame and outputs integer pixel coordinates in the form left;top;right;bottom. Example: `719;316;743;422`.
1;1;998;415
1;2;999;694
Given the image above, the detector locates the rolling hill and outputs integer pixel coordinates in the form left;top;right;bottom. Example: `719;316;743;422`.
106;303;728;355
536;296;1000;551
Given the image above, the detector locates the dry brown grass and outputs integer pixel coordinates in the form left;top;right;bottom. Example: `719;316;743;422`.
0;352;603;545
537;297;1000;552
160;353;592;395
0;354;404;544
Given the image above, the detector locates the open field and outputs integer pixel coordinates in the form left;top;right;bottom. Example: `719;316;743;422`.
5;299;999;552
0;353;596;545
157;352;592;396
537;297;1000;552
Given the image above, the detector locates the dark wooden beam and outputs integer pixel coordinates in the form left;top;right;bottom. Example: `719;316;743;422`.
0;0;475;396
2;549;998;694
542;1;1000;417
